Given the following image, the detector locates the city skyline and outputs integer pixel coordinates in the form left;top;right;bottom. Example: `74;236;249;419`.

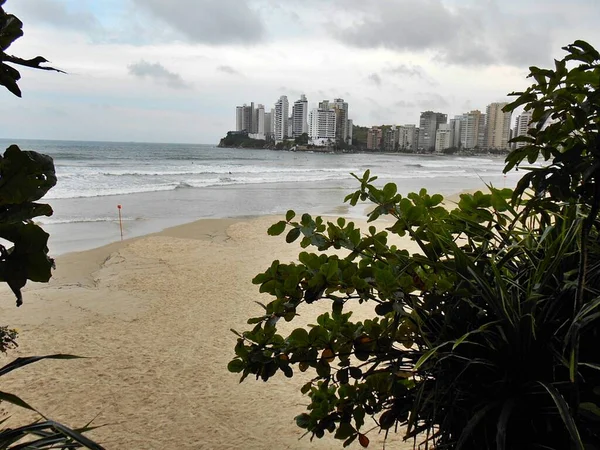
232;93;532;152
1;1;599;143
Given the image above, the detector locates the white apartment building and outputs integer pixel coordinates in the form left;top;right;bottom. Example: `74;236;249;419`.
486;102;512;150
513;111;534;149
309;108;336;145
461;110;484;149
292;94;308;137
274;96;289;141
397;124;419;150
435;124;452;152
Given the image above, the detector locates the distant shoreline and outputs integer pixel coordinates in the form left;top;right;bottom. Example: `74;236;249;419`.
216;144;510;158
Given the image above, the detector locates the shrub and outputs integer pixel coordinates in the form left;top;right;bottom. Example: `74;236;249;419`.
229;41;600;449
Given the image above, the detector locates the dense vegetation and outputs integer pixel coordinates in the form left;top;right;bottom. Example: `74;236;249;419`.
0;2;103;448
229;40;600;449
218;131;268;149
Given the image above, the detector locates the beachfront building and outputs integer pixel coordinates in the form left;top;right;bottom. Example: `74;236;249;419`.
513;110;534;149
236;106;243;132
485;102;512;150
478;114;487;148
367;127;383;151
418;111;447;151
235;103;255;133
247;104;266;140
274;96;289;141
449;117;463;148
264;110;273;140
460;110;485;149
308;107;336;146
398;125;419;151
435;124;452;152
347;119;354;146
333;98;349;144
292;95;309;138
384;126;397;152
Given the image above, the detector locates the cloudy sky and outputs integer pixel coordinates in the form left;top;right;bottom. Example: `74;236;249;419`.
1;0;598;143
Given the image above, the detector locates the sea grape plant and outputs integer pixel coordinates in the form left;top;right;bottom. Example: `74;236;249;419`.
229;41;600;449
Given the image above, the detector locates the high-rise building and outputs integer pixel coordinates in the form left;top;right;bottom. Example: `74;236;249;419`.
235;103;254;132
319;100;331;110
292;94;309;137
418;111;447;151
308;108;336;142
461;110;484;149
435;124;452;152
264;110;273;140
255;104;265;135
513;111;534;149
236;106;243;132
367;127;383;151
347;119;354;146
398;125;419;151
449;117;464;148
384;126;397;152
485;102;512;150
478;113;487;148
333;98;349;144
274;96;289;141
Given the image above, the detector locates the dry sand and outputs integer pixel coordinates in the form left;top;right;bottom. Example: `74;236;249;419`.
0;215;422;449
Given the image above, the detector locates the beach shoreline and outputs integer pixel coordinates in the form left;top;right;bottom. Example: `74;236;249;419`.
2;213;422;449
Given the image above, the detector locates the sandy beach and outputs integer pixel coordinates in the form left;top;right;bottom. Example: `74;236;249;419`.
0;214;421;449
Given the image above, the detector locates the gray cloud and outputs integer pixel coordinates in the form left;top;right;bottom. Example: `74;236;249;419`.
217;65;241;75
133;0;264;44
330;0;554;67
11;0;100;32
416;92;449;110
385;64;427;78
128;61;191;89
395;100;416;108
368;73;382;86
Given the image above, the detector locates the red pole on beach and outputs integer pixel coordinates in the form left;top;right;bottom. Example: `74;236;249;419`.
117;205;123;241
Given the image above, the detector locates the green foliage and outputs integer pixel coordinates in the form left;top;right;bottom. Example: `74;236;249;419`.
0;3;103;449
219;131;267;149
0;145;56;306
0;0;63;97
295;133;309;145
0;355;105;449
230;41;600;449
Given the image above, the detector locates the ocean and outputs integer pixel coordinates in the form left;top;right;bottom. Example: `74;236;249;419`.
0;139;522;255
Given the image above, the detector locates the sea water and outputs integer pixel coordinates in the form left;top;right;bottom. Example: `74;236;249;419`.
0;139;522;254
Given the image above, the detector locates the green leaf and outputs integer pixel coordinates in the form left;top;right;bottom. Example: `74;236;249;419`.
286;210;296;221
537;381;584;450
0;354;82;377
335;422;356;440
267;221;287;236
288;328;309;346
0;390;37;412
0;145;57;204
295;413;311;429
227;359;245;374
286;227;301;243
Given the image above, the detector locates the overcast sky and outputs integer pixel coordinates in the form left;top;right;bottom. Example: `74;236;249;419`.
1;0;598;144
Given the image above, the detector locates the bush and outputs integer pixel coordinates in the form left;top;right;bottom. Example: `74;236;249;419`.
229;41;600;449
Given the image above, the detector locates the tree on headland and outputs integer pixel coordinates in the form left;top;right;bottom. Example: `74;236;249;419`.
230;40;600;449
0;2;103;448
